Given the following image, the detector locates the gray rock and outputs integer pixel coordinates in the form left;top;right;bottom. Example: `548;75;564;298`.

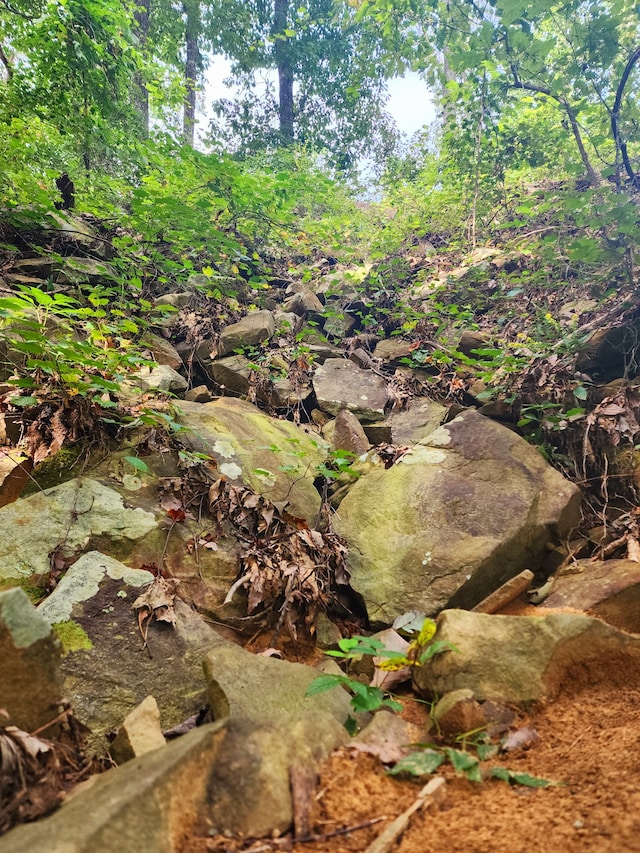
387;399;447;444
178;397;327;523
184;384;213;402
0;720;229;853
139;332;183;370
206;715;348;838
333;409;581;621
349;347;374;369
38;551;154;625
0;588;62;732
40;560;230;750
155;292;190;308
218;310;275;357
0;479;157;582
203;644;351;725
210;353;253;397
130;364;188;393
313;358;389;421
540;558;640;633
456;330;490;357
57;257;118;286
431;688;485;736
283;290;324;316
373;338;415;363
322;310;357;339
202;644;351;836
414;609;640;703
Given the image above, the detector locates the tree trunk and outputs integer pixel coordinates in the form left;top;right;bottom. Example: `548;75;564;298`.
183;0;201;147
133;0;150;137
273;0;294;143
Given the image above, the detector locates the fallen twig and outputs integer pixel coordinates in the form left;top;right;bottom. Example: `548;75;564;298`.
364;776;446;853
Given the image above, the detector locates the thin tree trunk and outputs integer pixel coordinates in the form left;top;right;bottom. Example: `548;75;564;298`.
273;0;294;143
183;0;201;147
133;0;150;137
509;78;601;188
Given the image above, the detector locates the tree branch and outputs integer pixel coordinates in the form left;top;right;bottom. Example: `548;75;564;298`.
508;78;601;187
0;0;35;20
0;42;13;80
611;46;640;186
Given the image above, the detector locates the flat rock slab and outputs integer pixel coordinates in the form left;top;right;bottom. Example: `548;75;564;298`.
313;358;389;421
178;397;327;523
0;478;157;582
334;409;581;622
38;551;154;624
414;608;640;703
0;720;230;853
0;587;62;731
540;558;640;633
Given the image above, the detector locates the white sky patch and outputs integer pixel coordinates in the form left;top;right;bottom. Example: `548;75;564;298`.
200;57;436;141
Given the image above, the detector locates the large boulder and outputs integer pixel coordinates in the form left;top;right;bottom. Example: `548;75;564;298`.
0;479;157;583
414;609;640;703
178;397;328;523
36;551;230;750
333;408;581;622
0;721;230;853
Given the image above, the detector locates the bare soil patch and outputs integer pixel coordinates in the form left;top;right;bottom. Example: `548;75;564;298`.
185;668;640;853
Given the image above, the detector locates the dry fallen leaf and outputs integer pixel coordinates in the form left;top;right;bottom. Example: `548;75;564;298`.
132;576;180;649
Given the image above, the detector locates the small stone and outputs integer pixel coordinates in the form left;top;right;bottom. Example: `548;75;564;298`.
432;689;486;737
185;385;213;403
110;695;167;764
332;410;370;456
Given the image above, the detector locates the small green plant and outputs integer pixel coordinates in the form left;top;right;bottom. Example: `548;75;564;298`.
307;618;454;716
388;744;556;788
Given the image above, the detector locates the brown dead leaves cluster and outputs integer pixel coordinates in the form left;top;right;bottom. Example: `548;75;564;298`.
209;478;350;639
0;712;95;834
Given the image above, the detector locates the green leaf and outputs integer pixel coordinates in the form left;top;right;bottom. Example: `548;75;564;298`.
305;674;345;696
444;748;482;781
573;385;588;401
123;456;149;473
10;396;38;407
490;767;556;787
388;750;445;776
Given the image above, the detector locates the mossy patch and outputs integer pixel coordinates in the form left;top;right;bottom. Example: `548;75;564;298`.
53;620;93;655
23;445;85;494
0;575;46;605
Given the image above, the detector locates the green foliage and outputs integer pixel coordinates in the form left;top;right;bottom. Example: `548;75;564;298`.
0;285;152;404
207;0;398;170
307;618;455;717
388;744;556;788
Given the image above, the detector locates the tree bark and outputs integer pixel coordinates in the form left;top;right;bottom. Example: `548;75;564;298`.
183;0;201;147
133;0;150;137
273;0;294;144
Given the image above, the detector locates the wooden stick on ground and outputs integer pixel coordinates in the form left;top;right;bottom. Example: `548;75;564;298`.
472;569;534;614
364;776;446;853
